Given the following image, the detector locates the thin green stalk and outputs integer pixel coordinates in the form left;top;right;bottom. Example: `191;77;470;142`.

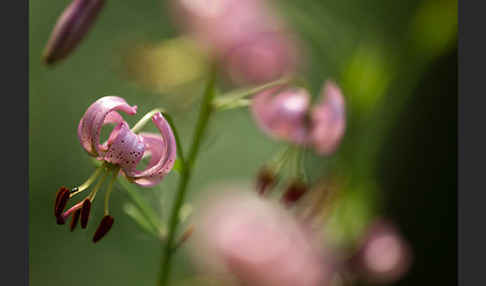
158;69;217;286
212;76;295;109
118;178;161;236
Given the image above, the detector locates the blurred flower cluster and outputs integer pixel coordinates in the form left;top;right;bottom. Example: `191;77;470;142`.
189;186;411;286
170;0;301;85
39;0;433;285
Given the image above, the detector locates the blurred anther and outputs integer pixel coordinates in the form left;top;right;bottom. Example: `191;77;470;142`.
281;180;307;206
42;0;106;65
93;215;114;243
256;166;277;195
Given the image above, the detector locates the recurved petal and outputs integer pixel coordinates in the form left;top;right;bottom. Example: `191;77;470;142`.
310;81;346;155
251;87;311;145
78;96;137;157
124;112;177;187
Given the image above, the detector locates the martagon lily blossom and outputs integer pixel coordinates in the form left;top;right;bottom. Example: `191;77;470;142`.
54;96;176;243
251;80;346;155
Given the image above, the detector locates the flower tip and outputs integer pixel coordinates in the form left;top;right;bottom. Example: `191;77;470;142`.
54;187;70;218
92;215;115;243
80;199;92;229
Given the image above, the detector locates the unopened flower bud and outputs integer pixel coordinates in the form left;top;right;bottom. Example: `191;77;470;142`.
352;220;412;284
43;0;106;65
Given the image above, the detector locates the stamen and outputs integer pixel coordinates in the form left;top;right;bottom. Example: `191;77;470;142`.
55;187;70;218
88;170;110;201
70;209;81;231
70;166;104;198
281;180;307;206
58;201;84;225
104;171;118;216
93;215;114;243
256;166;277;195
80;199;92;229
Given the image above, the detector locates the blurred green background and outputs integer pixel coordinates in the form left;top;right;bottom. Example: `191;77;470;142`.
29;0;457;285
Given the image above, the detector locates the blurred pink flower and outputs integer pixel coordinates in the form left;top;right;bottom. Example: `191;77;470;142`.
354;220;412;284
43;0;106;65
251;86;311;144
225;30;300;85
170;0;301;84
250;81;346;155
78;96;177;186
191;190;333;286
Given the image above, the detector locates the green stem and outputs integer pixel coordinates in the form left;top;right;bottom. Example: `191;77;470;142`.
158;69;217;286
118;178;161;236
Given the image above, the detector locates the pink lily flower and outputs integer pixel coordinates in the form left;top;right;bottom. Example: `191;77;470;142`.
55;96;176;242
250;81;346;155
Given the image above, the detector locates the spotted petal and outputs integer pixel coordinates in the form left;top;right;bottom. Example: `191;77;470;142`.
124;112;177;187
78;96;138;157
103;121;145;172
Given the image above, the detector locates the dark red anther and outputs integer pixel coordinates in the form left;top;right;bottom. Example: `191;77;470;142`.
282;180;307;206
70;209;81;232
92;215;114;243
256;167;276;195
55;187;70;218
80;199;91;229
56;215;66;225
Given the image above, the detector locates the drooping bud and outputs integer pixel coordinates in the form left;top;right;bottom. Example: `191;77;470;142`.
352;220;412;284
80;199;92;229
93;215;115;243
256;166;277;195
70;209;81;232
54;187;70;218
43;0;106;65
281;180;307;206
